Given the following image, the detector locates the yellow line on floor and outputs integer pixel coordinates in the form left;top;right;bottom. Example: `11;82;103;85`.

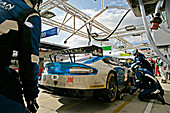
38;97;54;102
38;95;61;102
112;91;139;113
58;99;88;111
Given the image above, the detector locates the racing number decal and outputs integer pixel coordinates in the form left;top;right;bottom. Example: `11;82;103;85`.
67;77;73;84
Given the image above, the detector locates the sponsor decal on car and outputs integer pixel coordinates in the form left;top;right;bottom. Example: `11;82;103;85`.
90;84;105;88
67;77;73;84
92;49;103;57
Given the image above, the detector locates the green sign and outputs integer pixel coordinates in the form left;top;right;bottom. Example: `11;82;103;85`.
102;46;112;51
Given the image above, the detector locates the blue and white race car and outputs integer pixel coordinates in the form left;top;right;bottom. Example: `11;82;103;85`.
39;45;134;102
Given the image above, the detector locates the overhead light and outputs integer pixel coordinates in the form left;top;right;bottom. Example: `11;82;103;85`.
125;25;136;31
132;33;141;36
118;46;124;48
143;43;149;45
107;5;129;10
91;33;99;37
91;33;109;41
40;11;56;19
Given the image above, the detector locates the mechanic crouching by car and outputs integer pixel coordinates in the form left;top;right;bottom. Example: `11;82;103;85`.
131;49;154;74
0;0;42;112
130;64;165;105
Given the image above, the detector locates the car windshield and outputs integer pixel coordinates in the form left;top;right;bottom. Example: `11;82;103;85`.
103;57;120;66
83;56;109;64
75;56;92;63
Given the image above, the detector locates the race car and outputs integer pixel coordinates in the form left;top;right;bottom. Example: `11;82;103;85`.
115;57;136;86
39;45;134;102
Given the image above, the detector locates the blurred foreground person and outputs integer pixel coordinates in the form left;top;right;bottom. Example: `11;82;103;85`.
0;0;42;112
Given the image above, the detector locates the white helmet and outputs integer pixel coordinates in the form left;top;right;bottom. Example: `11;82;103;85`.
131;49;138;56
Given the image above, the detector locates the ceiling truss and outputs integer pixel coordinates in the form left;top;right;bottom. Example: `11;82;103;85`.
40;0;150;51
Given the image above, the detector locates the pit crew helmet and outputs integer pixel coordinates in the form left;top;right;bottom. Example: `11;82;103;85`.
131;49;138;56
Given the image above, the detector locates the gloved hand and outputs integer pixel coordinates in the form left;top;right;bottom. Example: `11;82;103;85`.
129;87;138;95
26;99;39;113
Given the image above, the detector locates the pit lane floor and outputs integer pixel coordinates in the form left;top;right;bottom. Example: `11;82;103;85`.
37;76;170;113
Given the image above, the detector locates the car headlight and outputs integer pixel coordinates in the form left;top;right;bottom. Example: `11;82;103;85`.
69;67;95;74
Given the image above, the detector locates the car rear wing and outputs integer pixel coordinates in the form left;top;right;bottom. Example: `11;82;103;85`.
53;45;103;56
49;45;103;63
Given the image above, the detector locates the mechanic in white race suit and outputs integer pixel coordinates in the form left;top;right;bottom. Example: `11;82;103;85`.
158;55;169;83
0;0;42;112
130;64;165;105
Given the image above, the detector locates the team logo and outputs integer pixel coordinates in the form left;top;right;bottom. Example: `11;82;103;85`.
0;1;15;10
24;22;34;28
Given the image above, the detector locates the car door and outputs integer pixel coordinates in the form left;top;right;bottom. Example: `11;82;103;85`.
107;57;126;85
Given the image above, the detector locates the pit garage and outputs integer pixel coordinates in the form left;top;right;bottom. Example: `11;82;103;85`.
10;0;170;113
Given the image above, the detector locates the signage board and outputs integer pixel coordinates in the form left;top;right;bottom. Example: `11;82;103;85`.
41;27;57;38
102;46;112;51
120;53;130;56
